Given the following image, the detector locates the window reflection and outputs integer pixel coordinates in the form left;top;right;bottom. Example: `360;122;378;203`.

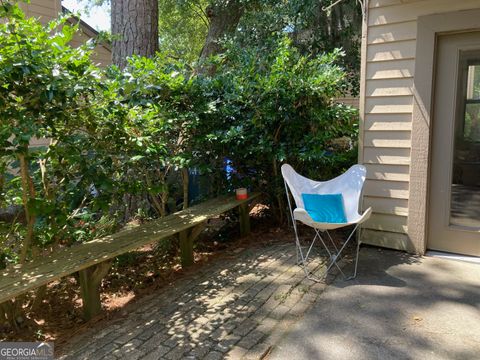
451;61;480;228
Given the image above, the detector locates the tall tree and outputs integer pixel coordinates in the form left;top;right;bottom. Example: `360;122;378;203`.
234;0;362;92
111;0;159;68
158;0;209;62
199;0;244;61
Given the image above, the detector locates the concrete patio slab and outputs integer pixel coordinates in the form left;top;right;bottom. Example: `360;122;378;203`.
269;247;480;360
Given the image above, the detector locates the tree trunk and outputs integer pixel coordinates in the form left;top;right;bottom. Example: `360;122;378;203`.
182;168;189;210
198;0;244;72
111;0;159;68
18;152;35;264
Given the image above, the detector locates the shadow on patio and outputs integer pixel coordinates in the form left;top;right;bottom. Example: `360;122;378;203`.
269;247;480;360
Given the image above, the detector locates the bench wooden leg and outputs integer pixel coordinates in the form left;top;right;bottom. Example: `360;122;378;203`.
179;222;206;268
179;230;193;268
239;203;251;237
78;260;112;320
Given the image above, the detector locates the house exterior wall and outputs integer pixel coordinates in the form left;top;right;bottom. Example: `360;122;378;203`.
336;97;360;109
20;0;60;22
20;0;111;67
359;0;480;253
68;28;112;67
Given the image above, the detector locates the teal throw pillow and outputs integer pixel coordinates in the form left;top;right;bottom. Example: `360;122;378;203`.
301;193;347;224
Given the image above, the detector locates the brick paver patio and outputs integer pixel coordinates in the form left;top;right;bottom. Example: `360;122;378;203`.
58;239;336;360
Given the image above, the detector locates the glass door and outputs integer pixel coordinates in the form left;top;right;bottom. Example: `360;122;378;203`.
450;56;480;229
428;32;480;256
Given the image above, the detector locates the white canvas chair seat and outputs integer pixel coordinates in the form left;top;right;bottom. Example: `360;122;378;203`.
282;164;372;281
293;208;370;230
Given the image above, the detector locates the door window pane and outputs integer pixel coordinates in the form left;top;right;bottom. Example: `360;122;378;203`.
464;103;480;141
450;60;480;228
466;64;480;100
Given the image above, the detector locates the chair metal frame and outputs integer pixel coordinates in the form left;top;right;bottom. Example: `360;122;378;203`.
282;165;371;282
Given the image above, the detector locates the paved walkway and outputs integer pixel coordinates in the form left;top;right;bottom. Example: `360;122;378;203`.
59;240;336;360
270;248;480;360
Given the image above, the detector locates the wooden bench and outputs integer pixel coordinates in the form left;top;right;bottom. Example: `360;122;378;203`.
0;193;260;320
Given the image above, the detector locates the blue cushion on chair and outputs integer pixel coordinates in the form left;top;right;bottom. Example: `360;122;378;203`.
301;193;347;224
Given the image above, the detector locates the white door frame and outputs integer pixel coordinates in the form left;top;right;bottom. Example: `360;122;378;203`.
410;9;480;254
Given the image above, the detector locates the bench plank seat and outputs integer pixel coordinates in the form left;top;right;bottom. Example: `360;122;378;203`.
0;193;260;305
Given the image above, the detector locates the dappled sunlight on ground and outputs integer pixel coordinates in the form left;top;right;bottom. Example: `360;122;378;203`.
56;227;349;360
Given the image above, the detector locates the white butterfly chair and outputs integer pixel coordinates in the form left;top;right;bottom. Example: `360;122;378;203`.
281;164;372;281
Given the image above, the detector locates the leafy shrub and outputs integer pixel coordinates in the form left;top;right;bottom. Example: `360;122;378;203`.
0;4;105;262
0;6;357;265
200;38;358;219
96;54;219;216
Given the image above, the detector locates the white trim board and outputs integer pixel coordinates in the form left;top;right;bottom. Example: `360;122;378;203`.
426;251;480;264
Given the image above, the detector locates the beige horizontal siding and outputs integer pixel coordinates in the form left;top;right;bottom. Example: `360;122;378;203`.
30;0;57;9
364;147;410;165
28;3;55;17
366;59;415;80
360;229;414;252
364;179;409;199
364;213;408;233
68;40;85;47
365;96;413;114
71;32;112;67
369;0;480;26
367;40;416;62
92;53;112;65
71;33;93;46
366;78;413;97
368;21;417;44
369;0;429;8
365;164;410;182
20;0;59;24
364;130;411;148
20;0;56;16
363;197;408;216
335;97;360;108
364;114;412;131
361;0;480;247
29;14;56;24
362;1;417;238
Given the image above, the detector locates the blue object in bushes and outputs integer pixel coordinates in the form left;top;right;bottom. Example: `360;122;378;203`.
301;193;347;223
